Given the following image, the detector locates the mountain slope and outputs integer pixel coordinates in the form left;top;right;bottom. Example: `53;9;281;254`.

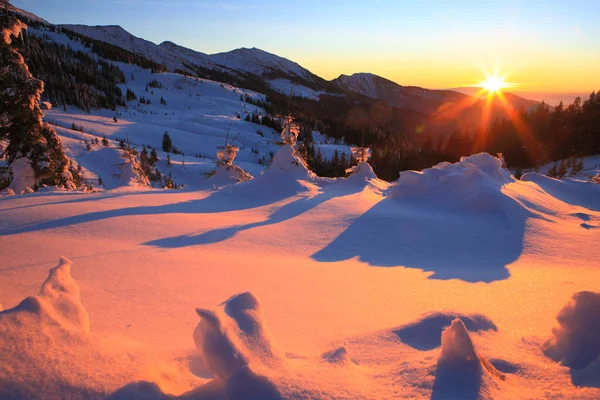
333;72;470;112
60;25;326;88
334;72;543;128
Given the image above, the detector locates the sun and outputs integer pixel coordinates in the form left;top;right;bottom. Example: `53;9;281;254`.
476;71;514;96
481;76;506;94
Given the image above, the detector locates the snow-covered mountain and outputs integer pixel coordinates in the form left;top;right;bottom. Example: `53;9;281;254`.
209;47;312;79
61;24;324;86
59;21;541;122
61;24;219;73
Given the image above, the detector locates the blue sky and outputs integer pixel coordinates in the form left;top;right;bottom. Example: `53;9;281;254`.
12;0;600;92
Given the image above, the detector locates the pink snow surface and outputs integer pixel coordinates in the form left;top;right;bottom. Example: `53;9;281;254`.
1;152;600;399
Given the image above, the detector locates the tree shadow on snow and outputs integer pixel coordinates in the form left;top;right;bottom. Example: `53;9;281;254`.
312;192;534;283
143;185;363;249
0;187;168;214
0;178;328;237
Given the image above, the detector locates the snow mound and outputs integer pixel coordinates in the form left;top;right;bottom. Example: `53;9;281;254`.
5;256;90;332
204;165;253;188
193;292;286;398
245;145;322;198
543;291;600;371
262;145;317;182
391;153;518;215
522;172;600;211
432;318;504;399
346;162;378;181
0;258;147;398
80;148;149;190
115;152;150;188
321;346;356;366
7;157;36;194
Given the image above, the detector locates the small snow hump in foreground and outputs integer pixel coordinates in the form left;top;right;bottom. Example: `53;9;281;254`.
37;256;90;333
193;292;286;399
5;256;90;332
432;318;504;400
543;291;600;371
321;346;357;367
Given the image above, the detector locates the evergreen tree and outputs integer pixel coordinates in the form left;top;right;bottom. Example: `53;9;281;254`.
558;159;568;178
0;18;80;191
166;153;171;166
150;148;158;164
162;131;173;152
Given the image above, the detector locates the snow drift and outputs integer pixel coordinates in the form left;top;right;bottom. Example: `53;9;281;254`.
543;291;600;371
0;258;141;399
192;292;286;399
432;318;504;399
1;256;90;332
391;153;517;215
522;172;600;211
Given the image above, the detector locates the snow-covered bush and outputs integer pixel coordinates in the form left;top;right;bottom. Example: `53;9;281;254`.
211;131;252;184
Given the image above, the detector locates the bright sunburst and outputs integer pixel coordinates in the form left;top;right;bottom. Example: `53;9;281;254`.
481;76;506;93
477;71;514;96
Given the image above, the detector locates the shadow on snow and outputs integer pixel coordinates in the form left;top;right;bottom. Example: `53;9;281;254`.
311;190;534;283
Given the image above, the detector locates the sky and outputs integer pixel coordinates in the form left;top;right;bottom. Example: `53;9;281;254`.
12;0;600;95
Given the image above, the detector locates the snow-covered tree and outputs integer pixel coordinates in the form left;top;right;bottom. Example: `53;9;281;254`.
0;17;81;192
216;142;239;167
345;146;371;175
210;126;251;183
280;115;300;146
